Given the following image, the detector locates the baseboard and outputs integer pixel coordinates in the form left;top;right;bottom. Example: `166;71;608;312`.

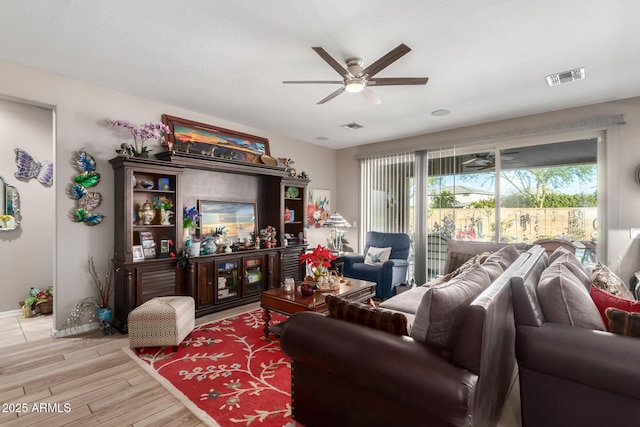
53;321;100;337
0;309;22;319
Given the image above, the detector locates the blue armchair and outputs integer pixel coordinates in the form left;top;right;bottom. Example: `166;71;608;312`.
342;231;411;299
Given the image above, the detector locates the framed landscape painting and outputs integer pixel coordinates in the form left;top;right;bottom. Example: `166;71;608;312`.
162;114;270;165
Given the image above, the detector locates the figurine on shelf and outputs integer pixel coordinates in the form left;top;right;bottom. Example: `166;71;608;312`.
298;171;309;180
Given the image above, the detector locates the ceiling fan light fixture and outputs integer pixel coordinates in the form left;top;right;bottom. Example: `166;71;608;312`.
345;78;366;93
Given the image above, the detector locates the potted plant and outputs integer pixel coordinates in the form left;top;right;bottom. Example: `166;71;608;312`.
299;245;337;282
89;255;116;328
108;119;170;157
20;286;54;316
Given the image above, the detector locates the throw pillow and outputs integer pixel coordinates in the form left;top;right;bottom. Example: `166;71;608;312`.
605;307;640;338
551;252;591;289
589;285;640;330
592;262;635;300
364;246;392;266
326;295;408;336
411;263;491;349
537;262;605;330
484;245;520;270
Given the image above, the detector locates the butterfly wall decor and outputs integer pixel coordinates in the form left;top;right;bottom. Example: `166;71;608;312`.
14;148;54;186
67;149;105;226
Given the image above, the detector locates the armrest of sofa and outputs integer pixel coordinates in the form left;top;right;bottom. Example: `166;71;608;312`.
342;253;364;271
516;323;640;400
281;312;477;425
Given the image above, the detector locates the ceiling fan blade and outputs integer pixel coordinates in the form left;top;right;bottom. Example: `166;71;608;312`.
283;80;343;84
360;88;383;105
317;87;345;104
462;156;478;165
368;77;429;86
359;43;411;78
312;47;351;77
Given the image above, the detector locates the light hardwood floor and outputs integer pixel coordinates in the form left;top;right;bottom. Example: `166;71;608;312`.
0;303;260;426
0;304;521;427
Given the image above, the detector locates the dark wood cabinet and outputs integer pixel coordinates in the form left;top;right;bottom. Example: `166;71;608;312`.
282;177;309;247
111;152;311;330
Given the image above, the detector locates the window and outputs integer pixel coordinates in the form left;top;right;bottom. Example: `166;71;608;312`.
360;135;600;286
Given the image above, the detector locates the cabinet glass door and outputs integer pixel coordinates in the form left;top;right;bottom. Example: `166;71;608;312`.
216;260;240;302
244;257;264;296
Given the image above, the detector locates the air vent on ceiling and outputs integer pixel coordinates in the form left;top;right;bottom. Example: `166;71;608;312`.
341;122;364;130
546;67;585;86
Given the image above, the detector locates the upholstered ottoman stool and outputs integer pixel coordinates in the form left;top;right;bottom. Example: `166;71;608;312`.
128;296;195;352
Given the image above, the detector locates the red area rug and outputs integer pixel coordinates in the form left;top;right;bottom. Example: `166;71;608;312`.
123;309;294;427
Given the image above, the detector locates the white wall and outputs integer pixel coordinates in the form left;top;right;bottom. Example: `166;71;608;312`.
337;97;640;285
0;98;54;312
0;59;336;330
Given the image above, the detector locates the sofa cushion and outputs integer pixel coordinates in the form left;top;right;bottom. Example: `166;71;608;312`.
548;245;573;264
364;246;392;266
379;285;430;314
481;258;504;282
551;252;591;289
537;262;605;330
592;262;635;300
410;263;492;349
589;285;640;330
326;295;408;336
605;307;640;338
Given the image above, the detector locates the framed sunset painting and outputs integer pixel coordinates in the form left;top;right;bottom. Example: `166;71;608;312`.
162;114;270;164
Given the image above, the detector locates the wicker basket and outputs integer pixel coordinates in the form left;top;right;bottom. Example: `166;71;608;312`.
38;300;53;315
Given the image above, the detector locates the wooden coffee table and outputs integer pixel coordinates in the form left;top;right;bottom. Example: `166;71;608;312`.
260;278;376;338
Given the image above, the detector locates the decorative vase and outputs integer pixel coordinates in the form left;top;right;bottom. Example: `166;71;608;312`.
97;307;113;325
138;201;155;225
312;266;328;283
160;208;173;225
188;241;201;257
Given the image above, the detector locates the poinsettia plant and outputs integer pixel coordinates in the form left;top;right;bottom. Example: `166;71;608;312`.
299;245;336;279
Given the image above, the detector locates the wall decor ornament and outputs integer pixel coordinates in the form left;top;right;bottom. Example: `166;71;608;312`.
14;148;53;186
67;149;104;225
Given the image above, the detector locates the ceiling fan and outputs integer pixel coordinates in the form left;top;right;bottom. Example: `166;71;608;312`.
283;43;428;105
463;152;517;170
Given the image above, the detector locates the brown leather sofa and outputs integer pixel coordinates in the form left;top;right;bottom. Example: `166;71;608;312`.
280;243;530;427
512;245;640;426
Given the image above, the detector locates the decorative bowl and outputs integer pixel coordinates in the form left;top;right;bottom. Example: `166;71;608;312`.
139;180;154;190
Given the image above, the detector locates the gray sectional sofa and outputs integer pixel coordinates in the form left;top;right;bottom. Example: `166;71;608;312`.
280;240;531;427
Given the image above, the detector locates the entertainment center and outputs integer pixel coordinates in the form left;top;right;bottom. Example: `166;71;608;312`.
110;151;308;333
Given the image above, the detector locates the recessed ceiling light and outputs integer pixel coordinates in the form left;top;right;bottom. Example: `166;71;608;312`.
431;109;451;117
340;122;364;130
315;136;329;141
546;67;585;86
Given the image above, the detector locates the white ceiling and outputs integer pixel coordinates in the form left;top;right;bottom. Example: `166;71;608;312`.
1;1;639;150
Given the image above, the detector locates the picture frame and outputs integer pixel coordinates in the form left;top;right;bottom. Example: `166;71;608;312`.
157;177;171;191
159;238;170;258
162;114;270;165
198;200;257;241
132;245;145;262
138;230;156;259
307;189;331;228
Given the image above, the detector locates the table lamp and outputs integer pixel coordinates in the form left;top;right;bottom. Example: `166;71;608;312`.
323;212;351;253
